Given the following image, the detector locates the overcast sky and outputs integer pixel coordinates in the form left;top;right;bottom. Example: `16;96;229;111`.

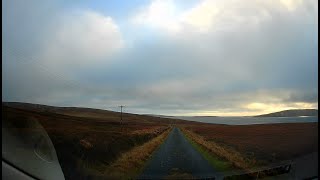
2;0;318;116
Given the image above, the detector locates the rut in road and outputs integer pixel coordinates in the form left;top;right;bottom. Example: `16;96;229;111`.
139;127;217;179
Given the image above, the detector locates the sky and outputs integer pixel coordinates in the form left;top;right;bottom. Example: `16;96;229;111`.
2;0;318;116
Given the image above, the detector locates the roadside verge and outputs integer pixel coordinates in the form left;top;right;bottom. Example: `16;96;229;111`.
104;127;172;179
180;127;255;172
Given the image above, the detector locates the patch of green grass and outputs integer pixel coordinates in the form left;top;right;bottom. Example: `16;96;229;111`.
183;131;234;172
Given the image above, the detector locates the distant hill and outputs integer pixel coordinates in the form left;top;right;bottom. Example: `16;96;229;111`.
190;116;218;118
146;115;219;123
2;102;184;124
144;114;175;118
2;101;120;119
255;109;318;117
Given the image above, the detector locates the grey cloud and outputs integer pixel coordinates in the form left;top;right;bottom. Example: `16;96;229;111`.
3;0;318;115
284;90;318;103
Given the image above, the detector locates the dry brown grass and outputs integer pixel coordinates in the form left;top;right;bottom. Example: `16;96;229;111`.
104;128;172;179
181;123;318;164
180;127;256;171
2;105;173;179
129;126;171;137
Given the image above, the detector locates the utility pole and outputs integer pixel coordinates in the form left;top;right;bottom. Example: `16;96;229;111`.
119;105;124;122
119;105;125;134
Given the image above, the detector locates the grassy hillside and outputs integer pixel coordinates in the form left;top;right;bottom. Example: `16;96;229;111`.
2;102;181;124
180;122;318;169
2;103;178;179
255;109;318;117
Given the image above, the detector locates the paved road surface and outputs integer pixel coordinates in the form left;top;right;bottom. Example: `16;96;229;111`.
139;127;217;179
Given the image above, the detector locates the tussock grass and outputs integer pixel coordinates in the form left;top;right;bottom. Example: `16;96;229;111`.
3;106;174;179
184;134;234;172
104;128;172;179
180;127;256;171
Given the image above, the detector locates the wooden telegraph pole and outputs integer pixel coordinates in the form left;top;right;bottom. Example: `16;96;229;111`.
119;105;124;122
119;105;125;133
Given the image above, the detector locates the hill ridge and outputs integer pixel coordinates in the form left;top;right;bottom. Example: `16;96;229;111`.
255;109;318;117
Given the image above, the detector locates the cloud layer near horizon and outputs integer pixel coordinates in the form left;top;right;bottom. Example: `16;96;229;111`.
3;0;318;116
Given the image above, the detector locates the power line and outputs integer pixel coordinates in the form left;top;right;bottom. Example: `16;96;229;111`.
3;47;86;91
3;47;131;113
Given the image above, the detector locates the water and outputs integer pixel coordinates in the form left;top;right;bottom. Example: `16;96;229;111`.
174;116;318;125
